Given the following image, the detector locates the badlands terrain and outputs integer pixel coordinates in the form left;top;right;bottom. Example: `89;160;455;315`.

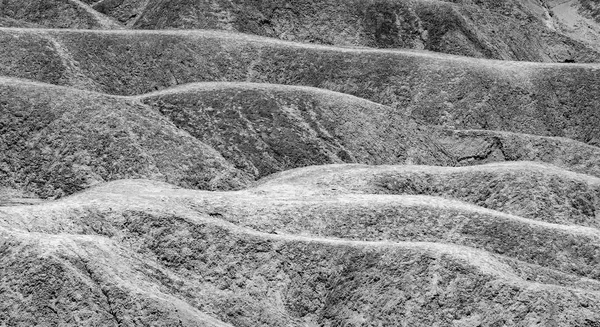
1;0;600;326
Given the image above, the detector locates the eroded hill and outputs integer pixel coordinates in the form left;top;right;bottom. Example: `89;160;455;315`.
0;28;599;146
2;168;600;326
2;1;600;326
6;0;600;62
0;0;120;29
0;77;457;198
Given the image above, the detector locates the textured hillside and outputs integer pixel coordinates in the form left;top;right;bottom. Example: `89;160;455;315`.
2;176;600;326
4;76;599;200
2;1;600;326
0;28;599;146
0;78;250;198
8;0;600;62
437;129;600;176
0;0;120;29
0;77;457;198
546;0;600;51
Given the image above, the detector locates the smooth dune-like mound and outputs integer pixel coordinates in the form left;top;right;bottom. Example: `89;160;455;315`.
0;77;455;198
91;0;600;62
0;28;598;145
2;178;600;326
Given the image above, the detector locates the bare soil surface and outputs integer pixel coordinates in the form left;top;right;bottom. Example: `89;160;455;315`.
1;1;600;326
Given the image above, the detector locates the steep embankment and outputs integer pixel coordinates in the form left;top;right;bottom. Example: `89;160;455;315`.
0;28;599;146
2;174;600;326
0;77;455;198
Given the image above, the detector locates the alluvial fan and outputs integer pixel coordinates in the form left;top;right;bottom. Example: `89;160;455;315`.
1;1;600;326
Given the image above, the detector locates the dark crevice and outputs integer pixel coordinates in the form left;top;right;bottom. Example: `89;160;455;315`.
456;137;505;163
43;305;60;321
73;252;123;327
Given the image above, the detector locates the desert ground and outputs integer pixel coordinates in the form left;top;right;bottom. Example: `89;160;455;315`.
1;0;600;326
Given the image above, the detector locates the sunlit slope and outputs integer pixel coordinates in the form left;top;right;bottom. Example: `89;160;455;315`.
2;0;600;325
255;161;600;228
2;175;600;326
3;75;599;199
5;0;600;63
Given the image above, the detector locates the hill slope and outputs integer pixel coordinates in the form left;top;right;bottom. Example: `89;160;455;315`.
91;0;600;62
3;174;600;326
0;28;599;146
0;0;121;29
2;1;600;325
436;129;600;177
0;77;455;198
5;0;600;63
3;76;599;200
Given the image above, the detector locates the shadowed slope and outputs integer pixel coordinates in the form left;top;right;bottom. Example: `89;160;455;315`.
0;28;598;146
138;82;454;178
2;77;599;199
0;77;250;198
0;78;455;198
5;0;600;62
4;0;600;325
92;0;600;62
2;178;600;326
